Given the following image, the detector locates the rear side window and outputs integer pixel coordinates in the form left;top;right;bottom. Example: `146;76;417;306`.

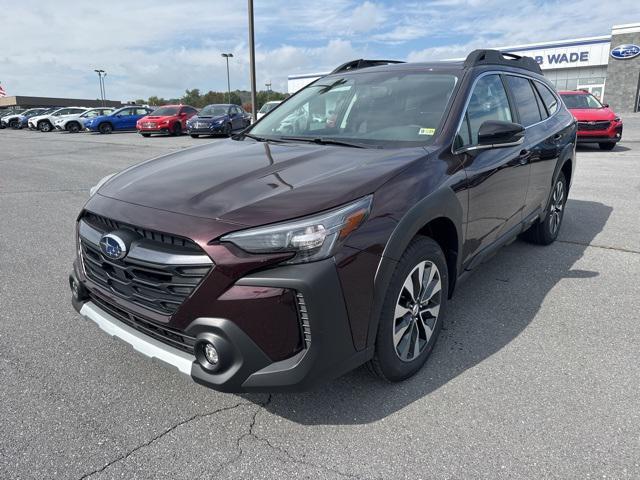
535;82;559;115
506;76;542;127
457;74;513;147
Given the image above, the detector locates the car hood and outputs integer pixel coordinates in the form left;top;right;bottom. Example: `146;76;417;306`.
140;115;176;121
568;107;616;121
98;139;427;226
191;115;227;123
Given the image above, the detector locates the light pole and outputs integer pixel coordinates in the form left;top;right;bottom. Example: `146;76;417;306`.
94;69;106;107
265;81;272;101
248;0;257;122
221;53;233;104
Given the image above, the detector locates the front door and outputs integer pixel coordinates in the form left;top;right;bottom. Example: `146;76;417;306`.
455;74;530;267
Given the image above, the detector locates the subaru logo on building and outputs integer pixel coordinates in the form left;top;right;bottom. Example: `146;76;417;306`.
610;44;640;60
100;233;127;260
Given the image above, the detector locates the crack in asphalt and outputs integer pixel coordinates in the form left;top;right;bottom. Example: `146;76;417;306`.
557;239;640;255
76;401;251;480
208;394;366;480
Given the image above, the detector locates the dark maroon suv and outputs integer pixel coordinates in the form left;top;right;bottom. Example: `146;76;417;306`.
70;50;576;391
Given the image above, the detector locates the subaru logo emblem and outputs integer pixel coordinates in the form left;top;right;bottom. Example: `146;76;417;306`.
100;233;127;260
610;44;640;60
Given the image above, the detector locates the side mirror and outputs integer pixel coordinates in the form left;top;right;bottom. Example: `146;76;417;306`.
602;103;609;108
456;120;524;154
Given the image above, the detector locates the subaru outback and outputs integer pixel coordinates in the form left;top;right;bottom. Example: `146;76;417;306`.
70;50;576;392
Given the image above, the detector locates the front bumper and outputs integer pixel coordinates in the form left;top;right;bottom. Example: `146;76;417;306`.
71;256;368;392
577;123;623;143
187;124;225;135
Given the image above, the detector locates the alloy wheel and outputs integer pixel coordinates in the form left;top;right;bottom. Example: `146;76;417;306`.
549;179;564;235
393;260;442;362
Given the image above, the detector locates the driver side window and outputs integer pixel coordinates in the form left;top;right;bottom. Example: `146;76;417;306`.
457;74;513;148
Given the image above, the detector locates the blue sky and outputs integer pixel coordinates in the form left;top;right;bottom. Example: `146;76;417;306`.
1;0;638;100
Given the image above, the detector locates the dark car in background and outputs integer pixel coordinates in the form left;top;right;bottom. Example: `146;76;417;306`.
84;106;154;134
71;50;576;392
559;90;623;150
12;108;52;129
0;108;26;128
137;104;198;137
186;104;251;137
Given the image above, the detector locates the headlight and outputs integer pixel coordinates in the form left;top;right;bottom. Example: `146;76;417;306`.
221;196;372;264
614;116;621;123
89;173;116;197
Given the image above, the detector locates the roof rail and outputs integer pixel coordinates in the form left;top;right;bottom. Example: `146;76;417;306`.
464;49;542;75
330;59;405;74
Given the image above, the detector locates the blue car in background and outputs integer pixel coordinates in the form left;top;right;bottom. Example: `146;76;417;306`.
84;106;154;134
186;104;251;138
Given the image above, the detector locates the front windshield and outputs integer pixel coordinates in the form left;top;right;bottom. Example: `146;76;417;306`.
259;102;280;113
250;71;458;147
560;93;602;109
150;106;180;116
200;105;229;116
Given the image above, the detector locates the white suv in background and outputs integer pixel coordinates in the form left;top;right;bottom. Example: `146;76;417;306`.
54;107;115;133
29;107;88;132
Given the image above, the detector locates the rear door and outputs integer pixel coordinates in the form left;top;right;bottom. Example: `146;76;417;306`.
455;73;530;265
504;75;562;219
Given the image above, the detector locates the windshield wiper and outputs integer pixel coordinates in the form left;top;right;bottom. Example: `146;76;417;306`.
279;136;375;148
234;132;286;143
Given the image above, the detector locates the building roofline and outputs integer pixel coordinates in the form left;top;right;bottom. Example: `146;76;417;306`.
495;35;611;52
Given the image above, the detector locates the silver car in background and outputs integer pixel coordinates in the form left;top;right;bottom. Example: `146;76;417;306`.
54;107;115;133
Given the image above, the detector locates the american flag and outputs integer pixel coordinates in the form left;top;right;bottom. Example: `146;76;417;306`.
0;83;6;98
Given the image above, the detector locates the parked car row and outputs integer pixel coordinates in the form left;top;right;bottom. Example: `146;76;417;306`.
1;103;254;138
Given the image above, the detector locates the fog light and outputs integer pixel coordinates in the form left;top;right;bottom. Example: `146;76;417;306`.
204;343;219;364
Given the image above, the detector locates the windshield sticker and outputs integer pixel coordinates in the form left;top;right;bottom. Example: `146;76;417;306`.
419;128;435;136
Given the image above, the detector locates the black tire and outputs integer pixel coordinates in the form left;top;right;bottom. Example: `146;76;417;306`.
171;122;182;136
8;120;18;129
67;122;81;133
599;142;616;151
39;121;52;132
98;122;113;134
141;133;151;137
521;171;567;245
368;236;448;382
223;123;232;137
190;134;199;138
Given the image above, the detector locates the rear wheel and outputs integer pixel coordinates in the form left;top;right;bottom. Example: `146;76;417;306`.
599;142;616;151
522;171;567;245
99;122;113;134
368;236;448;382
67;122;81;133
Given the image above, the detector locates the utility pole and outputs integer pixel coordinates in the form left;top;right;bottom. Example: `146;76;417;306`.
94;69;106;107
248;0;257;122
221;53;233;104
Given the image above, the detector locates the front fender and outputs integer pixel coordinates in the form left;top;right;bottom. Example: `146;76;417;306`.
367;185;464;348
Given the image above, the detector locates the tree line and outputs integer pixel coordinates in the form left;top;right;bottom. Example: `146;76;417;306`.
134;89;288;112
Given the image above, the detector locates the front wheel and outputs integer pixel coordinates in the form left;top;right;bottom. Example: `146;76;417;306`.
190;134;199;138
599;142;616;151
368;236;448;382
98;123;113;134
67;122;81;133
140;133;151;137
522;171;567;245
39;121;52;132
223;123;232;137
171;122;182;136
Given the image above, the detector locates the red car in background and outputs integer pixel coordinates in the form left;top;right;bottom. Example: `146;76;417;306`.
137;105;198;137
559;90;623;150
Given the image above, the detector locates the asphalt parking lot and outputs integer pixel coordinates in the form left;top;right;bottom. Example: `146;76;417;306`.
1;123;639;480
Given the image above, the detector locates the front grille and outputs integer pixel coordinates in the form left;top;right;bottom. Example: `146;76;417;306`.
296;292;312;349
578;120;610;131
90;291;196;354
79;213;213;316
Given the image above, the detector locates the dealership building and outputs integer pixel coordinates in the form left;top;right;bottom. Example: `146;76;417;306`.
288;22;640;112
